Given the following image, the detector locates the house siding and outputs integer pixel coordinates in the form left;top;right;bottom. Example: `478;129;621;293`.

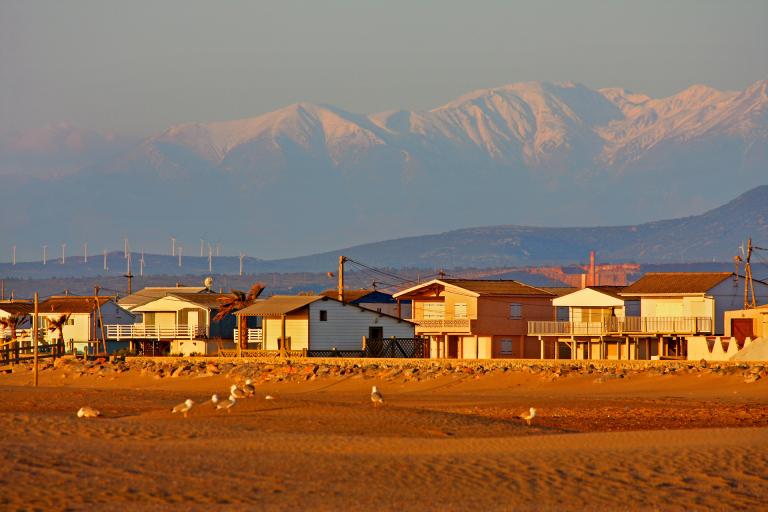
308;299;414;351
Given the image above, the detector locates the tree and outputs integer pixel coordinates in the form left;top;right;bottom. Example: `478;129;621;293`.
214;283;265;349
0;313;28;341
47;314;70;344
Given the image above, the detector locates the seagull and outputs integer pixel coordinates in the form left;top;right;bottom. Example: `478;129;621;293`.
172;399;194;418
371;386;384;406
230;384;246;399
77;406;101;418
211;394;220;406
242;379;256;397
265;394;275;400
216;395;237;413
519;407;537;426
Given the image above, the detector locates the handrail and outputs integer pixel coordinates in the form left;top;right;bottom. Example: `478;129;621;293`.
528;316;714;336
105;324;207;340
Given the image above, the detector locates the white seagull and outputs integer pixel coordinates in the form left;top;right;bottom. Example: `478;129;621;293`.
216;395;237;413
77;406;101;418
264;395;275;400
230;384;246;399
172;399;194;418
242;379;256;397
211;394;220;406
519;407;537;426
371;386;384;406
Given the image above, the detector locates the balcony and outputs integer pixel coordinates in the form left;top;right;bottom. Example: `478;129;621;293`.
528;316;713;337
410;318;471;332
233;328;263;347
105;324;206;340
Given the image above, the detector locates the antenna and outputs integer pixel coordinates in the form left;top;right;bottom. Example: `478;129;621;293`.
83;242;88;263
43;245;47;265
12;245;16;266
171;237;176;257
61;243;66;265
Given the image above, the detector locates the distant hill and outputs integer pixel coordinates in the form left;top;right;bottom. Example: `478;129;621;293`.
267;185;768;271
1;185;766;279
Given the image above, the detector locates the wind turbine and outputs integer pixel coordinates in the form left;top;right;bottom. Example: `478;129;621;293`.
43;245;47;265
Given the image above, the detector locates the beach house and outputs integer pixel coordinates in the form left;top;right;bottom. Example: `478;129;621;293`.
392;279;556;359
234;295;415;353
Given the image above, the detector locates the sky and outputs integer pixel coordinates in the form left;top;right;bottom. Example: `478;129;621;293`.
1;0;767;136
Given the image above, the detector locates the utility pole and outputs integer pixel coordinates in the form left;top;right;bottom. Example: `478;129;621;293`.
124;252;134;295
33;292;39;387
338;255;347;302
83;242;88;263
61;243;66;264
744;238;756;309
43;245;47;265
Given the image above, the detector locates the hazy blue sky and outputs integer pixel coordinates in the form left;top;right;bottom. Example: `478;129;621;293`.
1;0;766;135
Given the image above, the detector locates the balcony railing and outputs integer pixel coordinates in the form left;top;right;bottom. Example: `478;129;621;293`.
105;324;206;340
233;328;263;346
528;316;713;336
410;318;471;331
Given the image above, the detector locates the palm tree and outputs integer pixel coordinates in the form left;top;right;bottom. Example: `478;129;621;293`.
0;313;28;341
214;283;265;349
47;314;70;345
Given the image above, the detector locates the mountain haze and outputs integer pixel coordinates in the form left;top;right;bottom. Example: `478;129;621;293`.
1;80;766;258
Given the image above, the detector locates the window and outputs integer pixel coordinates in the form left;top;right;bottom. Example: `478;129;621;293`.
423;302;445;319
454;303;467;319
509;303;522;319
319;310;328;321
499;339;513;356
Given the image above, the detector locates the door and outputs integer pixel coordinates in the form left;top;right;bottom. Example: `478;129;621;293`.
187;309;200;338
447;335;459;358
731;319;754;344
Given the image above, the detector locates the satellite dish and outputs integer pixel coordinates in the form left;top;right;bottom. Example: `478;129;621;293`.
204;276;214;289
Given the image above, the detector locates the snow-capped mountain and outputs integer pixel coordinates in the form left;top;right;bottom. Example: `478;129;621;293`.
1;80;766;259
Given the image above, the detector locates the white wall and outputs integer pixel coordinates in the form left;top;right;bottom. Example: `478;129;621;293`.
308;299;415;351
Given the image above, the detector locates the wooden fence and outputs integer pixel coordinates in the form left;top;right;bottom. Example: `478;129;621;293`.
1;339;66;365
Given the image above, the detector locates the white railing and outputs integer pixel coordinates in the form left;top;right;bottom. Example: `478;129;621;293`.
105;324;206;340
233;328;263;345
410;318;471;331
528;316;714;336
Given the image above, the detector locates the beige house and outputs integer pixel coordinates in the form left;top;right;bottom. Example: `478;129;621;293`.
393;279;556;359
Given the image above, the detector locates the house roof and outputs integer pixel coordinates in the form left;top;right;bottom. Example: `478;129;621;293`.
0;302;35;315
394;279;554;299
236;296;322;317
118;286;209;309
539;287;578;298
38;296;113;314
236;295;415;323
553;286;626;308
621;272;734;295
320;289;399;303
132;292;236;312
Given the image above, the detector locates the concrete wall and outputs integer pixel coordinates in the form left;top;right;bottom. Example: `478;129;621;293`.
724;308;768;338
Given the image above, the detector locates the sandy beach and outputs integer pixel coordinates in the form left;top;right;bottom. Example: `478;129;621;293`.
1;361;767;511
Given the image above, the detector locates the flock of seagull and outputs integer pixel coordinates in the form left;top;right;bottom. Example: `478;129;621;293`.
77;383;537;425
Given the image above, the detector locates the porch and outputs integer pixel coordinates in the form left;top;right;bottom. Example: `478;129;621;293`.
528;316;713;336
105;324;206;340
